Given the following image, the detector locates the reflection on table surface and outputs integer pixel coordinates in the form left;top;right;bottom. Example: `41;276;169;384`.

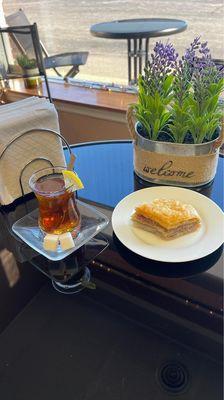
0;140;223;336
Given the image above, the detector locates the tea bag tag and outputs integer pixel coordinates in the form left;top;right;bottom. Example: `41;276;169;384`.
67;153;76;171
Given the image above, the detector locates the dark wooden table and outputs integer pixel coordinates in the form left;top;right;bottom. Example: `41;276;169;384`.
0;140;223;400
90;18;187;84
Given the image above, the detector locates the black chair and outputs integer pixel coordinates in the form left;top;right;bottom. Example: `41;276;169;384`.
6;9;89;81
0;24;52;102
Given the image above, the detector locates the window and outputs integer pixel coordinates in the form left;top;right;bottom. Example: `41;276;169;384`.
3;0;223;85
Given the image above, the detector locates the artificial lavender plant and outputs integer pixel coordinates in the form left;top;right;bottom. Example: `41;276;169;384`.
134;38;224;143
135;42;178;140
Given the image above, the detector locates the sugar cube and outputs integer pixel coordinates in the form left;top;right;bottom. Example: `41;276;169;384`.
43;234;59;252
59;232;75;251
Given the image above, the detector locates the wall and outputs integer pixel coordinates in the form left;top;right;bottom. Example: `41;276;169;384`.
56;102;130;144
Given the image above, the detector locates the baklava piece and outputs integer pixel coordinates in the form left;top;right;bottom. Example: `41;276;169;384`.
131;198;201;240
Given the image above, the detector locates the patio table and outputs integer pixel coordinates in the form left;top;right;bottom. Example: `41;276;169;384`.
0;140;223;399
90;18;187;84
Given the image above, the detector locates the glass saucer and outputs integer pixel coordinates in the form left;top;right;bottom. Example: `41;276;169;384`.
12;200;109;261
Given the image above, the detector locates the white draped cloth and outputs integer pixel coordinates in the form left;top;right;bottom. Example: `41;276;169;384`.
0;97;66;205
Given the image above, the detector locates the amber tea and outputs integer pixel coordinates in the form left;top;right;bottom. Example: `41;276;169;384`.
29;167;81;235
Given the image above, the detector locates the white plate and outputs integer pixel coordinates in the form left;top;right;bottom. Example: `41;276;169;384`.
112;186;224;263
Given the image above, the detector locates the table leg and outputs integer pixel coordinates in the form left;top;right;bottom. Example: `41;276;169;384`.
145;37;149;65
128;37;150;85
128;39;131;85
134;39;137;83
139;38;142;75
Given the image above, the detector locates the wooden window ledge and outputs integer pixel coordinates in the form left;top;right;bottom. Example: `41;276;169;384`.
5;78;137;113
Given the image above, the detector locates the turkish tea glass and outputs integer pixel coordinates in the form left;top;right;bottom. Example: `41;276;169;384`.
29;166;81;236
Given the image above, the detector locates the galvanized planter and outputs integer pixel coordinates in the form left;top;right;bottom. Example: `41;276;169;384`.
127;107;224;187
24;68;41;89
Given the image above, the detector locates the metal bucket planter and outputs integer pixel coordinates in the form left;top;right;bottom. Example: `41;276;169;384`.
24;67;41;89
127;107;224;187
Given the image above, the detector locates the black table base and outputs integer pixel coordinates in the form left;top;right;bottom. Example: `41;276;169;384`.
128;38;149;84
52;266;91;294
90;18;187;85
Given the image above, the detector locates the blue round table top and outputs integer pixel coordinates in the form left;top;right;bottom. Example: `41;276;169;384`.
90;18;187;39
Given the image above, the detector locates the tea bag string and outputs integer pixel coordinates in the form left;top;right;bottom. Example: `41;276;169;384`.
67;153;76;171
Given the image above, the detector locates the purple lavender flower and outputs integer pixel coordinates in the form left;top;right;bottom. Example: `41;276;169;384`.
172;58;191;106
184;37;222;80
183;37;200;67
142;36;223;109
179;37;223;112
143;41;178;97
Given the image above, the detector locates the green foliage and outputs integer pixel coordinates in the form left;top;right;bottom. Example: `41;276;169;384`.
16;54;37;70
134;75;172;140
137;76;224;143
186;79;224;143
168;100;190;143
